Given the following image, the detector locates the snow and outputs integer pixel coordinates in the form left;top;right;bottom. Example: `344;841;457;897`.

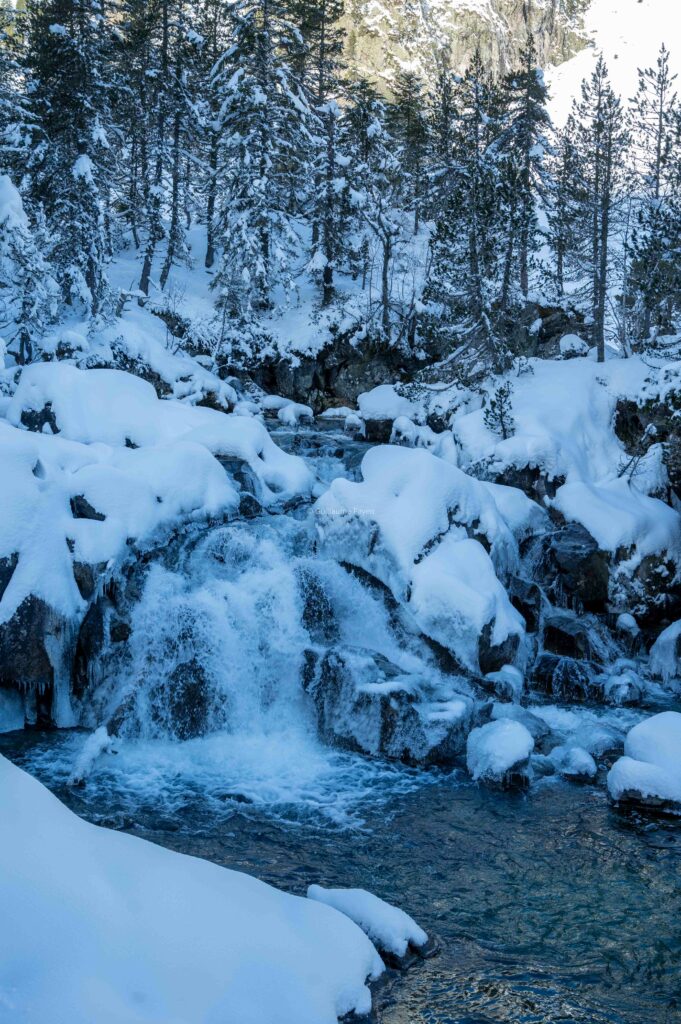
559;334;589;358
0;174;29;231
307;885;427;959
548;744;597;780
7;362;314;505
548;0;681;124
466;720;534;782
315;445;524;670
0;754;384;1023
607;712;681;808
452;355;680;570
357;384;416;422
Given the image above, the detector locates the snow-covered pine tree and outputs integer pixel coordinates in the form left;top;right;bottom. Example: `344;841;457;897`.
424;49;508;373
571;55;629;362
496;33;552;308
22;0;114;316
0;174;59;363
341;78;405;344
545;117;587;301
211;0;313;315
293;0;346;306
387;69;429;234
628;45;680;341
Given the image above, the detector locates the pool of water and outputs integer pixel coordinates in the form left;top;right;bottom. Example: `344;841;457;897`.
2;728;680;1024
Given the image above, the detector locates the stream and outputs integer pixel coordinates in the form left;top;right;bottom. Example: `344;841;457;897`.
2;425;681;1023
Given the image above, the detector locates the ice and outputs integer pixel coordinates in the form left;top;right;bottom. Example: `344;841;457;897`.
649;621;681;684
607;712;681;809
307;885;427;958
466;720;534;782
0;754;384;1024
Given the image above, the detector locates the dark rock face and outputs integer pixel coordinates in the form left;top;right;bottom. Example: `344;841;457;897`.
531;652;598;701
295;567;340;645
70;495;106;521
495;464;564;504
508;577;542;632
249;337;419;412
545;524;609;612
20;401;58;435
303;645;471;765
0;595;69;724
0;553;19;603
541;609;596;661
479;622;520;674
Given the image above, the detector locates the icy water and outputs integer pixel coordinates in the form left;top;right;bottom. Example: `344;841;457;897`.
2;728;680;1024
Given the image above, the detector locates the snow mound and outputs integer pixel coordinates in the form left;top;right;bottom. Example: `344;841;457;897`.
357;384;416;423
607;712;681;810
0;754;384;1024
559;334;589;358
466;720;534;783
315;445;524;671
307;885;427;959
7;362;314;504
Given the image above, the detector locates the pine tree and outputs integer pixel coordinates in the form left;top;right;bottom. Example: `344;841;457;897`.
572;55;629;361
424;50;508;372
211;0;313;315
22;0;114;315
0;174;59;363
387;69;429;233
545;119;587;300
628;45;680;340
293;0;346;306
496;33;552;306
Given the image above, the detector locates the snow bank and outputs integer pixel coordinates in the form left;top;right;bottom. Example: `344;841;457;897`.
0;754;384;1024
607;712;681;810
7;362;314;504
315;445;524;670
0;418;237;624
452;356;679;571
307;885;427;959
466;720;534;783
548;744;597;780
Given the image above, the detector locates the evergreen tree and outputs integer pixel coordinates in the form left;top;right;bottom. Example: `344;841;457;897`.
628;45;680;339
545;118;587;300
293;0;346;306
572;55;629;361
22;0;114;315
0;174;59;363
496;33;552;306
211;0;313;315
387;69;429;233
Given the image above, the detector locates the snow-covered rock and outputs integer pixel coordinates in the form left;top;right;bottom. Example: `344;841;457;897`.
7;363;314;505
307;885;427;960
559;334;589;358
466;719;534;788
315;446;524;672
0;754;384;1024
548;744;597;781
607;712;681;812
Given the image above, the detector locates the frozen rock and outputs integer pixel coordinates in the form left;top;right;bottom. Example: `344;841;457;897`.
608;712;681;812
466;719;534;788
483;664;524;702
559;334;589;358
649;620;681;685
315;446;523;673
548;744;597;781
